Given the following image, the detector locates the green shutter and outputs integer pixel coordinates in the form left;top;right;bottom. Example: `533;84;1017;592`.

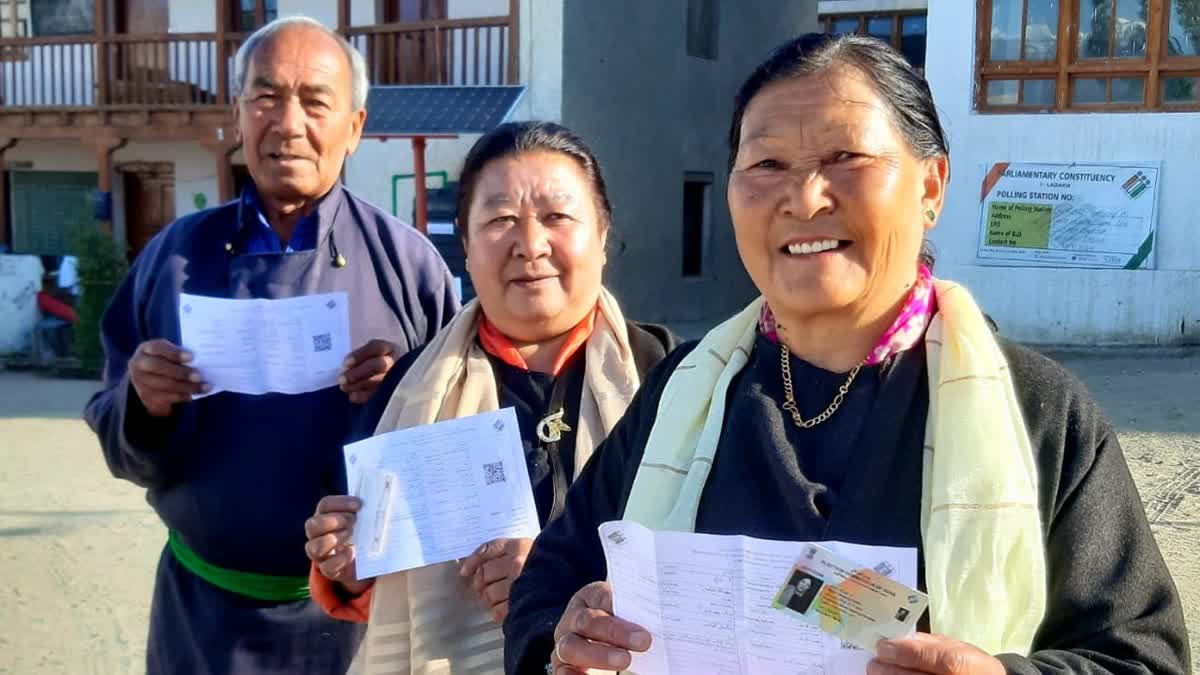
10;171;99;256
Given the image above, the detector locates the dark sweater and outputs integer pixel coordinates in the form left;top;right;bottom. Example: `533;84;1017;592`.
504;338;1191;675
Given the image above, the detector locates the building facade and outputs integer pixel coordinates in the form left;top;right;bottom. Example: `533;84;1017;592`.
0;0;522;352
925;0;1200;346
350;0;819;325
0;0;818;352
823;0;1199;346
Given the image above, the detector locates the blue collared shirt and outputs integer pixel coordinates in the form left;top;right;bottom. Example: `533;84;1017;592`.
240;184;320;254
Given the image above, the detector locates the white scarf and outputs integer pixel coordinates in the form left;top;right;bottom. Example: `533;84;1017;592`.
352;289;643;675
623;281;1047;657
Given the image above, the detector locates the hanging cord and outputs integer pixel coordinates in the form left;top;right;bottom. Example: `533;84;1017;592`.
329;229;347;268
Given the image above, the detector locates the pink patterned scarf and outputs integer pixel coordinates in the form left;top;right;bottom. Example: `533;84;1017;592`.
759;265;935;366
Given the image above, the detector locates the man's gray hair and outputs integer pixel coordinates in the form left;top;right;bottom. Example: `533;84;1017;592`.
233;16;369;111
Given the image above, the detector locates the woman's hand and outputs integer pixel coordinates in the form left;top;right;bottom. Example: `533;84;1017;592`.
458;537;534;623
550;581;652;674
869;634;1005;675
339;339;399;404
304;495;373;596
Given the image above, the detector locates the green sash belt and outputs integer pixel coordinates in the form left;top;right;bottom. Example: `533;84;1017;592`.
167;530;310;602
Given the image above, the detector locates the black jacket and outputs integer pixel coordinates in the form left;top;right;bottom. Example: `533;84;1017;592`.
504;338;1191;675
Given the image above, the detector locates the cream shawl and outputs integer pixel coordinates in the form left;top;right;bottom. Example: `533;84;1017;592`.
351;288;642;675
622;280;1047;657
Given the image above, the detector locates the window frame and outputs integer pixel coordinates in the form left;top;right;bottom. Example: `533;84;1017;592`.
686;0;718;60
819;9;928;70
975;0;1200;113
681;171;714;279
229;0;279;34
820;10;929;51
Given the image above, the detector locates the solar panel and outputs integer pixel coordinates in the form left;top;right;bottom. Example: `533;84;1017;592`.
362;85;526;137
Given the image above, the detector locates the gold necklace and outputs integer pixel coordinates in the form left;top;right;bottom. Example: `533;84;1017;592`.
779;345;862;429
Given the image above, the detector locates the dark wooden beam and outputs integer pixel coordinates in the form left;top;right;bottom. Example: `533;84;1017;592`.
411;136;428;235
507;0;518;84
200;136;242;203
0;138;17;247
337;0;350;35
216;0;230;104
95;0;110;111
84;136;127;235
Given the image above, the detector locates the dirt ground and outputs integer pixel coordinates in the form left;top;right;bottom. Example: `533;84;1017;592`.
0;350;1196;674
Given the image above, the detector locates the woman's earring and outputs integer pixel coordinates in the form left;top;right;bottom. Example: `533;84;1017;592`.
925;208;937;223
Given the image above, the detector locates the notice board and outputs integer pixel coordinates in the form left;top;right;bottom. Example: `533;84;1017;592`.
976;161;1160;269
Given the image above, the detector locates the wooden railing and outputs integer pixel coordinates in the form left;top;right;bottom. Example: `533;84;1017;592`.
0;13;517;112
0;32;247;109
346;15;516;86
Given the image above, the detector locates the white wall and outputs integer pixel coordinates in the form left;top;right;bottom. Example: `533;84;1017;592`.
925;1;1200;345
282;0;336;27
344;135;481;222
512;0;562;121
449;0;510;18
163;144;224;216
169;0;215;32
5;140;220;248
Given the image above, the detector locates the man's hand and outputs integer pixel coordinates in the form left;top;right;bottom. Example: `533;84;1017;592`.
868;634;1005;675
339;339;398;404
458;537;534;623
129;339;208;417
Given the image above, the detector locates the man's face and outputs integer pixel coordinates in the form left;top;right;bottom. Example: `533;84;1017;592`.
234;25;366;203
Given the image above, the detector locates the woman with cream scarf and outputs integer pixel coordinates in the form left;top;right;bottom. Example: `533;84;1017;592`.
505;35;1189;675
302;122;675;674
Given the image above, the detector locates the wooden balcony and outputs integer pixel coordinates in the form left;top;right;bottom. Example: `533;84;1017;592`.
347;16;516;87
0;13;517;141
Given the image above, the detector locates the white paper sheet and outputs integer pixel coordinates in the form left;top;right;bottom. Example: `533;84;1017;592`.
599;521;918;675
346;408;540;579
178;292;351;396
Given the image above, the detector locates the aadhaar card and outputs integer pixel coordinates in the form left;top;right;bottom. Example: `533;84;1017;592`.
771;543;928;653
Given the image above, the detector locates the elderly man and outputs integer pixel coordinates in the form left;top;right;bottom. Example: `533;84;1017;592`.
84;16;458;675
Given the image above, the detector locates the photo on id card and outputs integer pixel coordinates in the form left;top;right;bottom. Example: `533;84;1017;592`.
771;543;928;653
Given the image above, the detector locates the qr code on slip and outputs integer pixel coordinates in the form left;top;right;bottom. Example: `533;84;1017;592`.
312;333;333;352
483;461;506;486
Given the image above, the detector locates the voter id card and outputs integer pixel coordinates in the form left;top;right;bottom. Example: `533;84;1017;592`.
771;543;928;653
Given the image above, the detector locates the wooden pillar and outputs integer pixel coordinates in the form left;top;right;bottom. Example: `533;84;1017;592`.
255;0;266;28
86;137;127;236
0;138;17;248
412;136;428;236
202;135;242;203
95;0;109;108
217;151;234;203
216;0;229;104
337;0;350;36
507;0;519;84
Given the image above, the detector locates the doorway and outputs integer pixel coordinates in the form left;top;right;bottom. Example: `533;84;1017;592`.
120;162;175;260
